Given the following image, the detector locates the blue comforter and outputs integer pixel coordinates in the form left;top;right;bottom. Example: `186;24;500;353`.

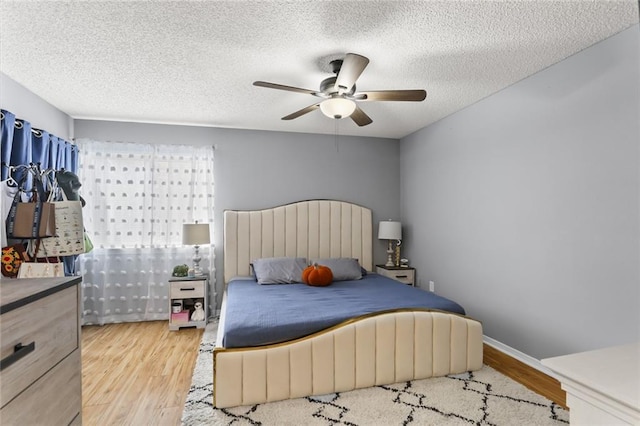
221;274;466;348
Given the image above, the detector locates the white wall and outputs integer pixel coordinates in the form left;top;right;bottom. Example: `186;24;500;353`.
0;72;74;140
73;120;401;305
400;25;640;359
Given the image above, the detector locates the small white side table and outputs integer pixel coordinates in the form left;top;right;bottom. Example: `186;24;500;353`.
168;275;208;331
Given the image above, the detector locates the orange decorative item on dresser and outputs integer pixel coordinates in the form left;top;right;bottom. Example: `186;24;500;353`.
302;263;333;286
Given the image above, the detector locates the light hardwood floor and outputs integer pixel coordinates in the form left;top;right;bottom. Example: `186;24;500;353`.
82;321;566;425
81;321;203;426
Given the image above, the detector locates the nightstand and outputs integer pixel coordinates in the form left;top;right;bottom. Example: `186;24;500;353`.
376;265;416;286
168;275;208;331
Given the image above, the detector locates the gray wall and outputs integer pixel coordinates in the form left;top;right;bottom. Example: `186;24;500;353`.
400;25;640;359
74;120;401;305
0;72;74;140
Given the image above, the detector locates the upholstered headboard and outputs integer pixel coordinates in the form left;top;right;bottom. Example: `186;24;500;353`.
223;200;373;284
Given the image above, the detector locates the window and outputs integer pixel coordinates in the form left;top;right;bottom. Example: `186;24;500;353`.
75;139;214;325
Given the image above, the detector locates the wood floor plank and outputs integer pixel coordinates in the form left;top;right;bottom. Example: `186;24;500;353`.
81;321;203;426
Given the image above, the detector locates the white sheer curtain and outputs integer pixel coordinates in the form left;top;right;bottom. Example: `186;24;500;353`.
75;139;214;325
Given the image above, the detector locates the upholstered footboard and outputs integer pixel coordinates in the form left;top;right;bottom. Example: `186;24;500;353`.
213;310;483;408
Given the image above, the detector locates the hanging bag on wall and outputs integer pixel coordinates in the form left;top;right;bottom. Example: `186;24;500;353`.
83;231;94;253
6;174;55;239
37;184;85;257
17;258;65;278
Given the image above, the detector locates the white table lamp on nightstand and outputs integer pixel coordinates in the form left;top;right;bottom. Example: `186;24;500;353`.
378;220;402;267
182;222;210;276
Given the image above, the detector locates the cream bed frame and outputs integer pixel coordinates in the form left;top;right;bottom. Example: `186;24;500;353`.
214;200;483;408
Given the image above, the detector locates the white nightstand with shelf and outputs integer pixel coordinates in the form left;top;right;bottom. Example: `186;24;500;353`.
375;265;416;286
169;275;208;331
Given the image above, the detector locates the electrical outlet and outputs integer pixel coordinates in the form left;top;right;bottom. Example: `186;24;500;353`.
429;280;435;292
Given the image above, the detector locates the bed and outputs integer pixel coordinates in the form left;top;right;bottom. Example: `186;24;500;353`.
214;200;483;408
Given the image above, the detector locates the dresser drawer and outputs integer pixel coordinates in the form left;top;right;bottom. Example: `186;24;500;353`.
170;280;205;299
376;266;415;285
1;348;81;425
0;285;78;406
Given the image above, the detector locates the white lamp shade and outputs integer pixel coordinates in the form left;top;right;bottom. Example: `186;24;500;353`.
320;97;356;119
378;221;402;240
182;223;210;245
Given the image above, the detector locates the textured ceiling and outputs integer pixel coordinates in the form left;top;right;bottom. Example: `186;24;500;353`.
1;1;638;139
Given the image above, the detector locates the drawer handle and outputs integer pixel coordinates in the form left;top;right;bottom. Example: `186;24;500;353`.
0;341;35;371
395;275;408;279
179;287;196;291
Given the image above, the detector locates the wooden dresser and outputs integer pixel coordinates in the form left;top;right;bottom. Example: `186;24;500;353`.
0;276;82;425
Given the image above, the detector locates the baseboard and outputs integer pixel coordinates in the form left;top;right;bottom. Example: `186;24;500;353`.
483;336;558;378
483;336;567;409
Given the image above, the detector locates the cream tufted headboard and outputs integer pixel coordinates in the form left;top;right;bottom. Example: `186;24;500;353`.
223;200;373;284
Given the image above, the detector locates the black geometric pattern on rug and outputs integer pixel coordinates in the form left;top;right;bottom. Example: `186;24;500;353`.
379;380;482;425
219;405;262;425
183;340;215;413
448;372;569;424
373;371;570;426
305;393;357;426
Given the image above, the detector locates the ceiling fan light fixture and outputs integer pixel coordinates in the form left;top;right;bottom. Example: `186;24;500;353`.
320;97;356;119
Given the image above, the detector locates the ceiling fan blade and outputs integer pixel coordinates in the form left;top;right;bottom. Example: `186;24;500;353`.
254;81;318;96
334;53;369;94
350;106;373;127
355;90;427;102
282;103;320;120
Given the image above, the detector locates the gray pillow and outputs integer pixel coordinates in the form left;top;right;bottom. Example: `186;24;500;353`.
251;257;307;284
311;258;363;281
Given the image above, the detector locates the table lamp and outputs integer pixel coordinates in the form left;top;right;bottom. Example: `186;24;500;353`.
378;220;402;267
182;222;210;276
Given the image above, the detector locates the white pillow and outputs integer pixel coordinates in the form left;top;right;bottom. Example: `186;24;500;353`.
311;258;363;281
251;257;307;284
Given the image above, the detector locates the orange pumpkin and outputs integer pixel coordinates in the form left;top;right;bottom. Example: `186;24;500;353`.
302;263;333;287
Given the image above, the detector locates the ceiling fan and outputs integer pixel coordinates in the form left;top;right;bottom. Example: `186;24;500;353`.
253;53;427;127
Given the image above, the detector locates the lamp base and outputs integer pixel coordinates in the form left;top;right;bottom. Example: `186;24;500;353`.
385;240;394;267
192;245;204;276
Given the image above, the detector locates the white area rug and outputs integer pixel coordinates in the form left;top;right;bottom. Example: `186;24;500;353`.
182;321;568;425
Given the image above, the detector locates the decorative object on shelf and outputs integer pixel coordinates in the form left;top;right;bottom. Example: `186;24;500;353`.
172;264;189;277
191;301;206;321
182;222;210;276
172;301;183;313
378;220;402;267
400;258;409;268
395;240;402;267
